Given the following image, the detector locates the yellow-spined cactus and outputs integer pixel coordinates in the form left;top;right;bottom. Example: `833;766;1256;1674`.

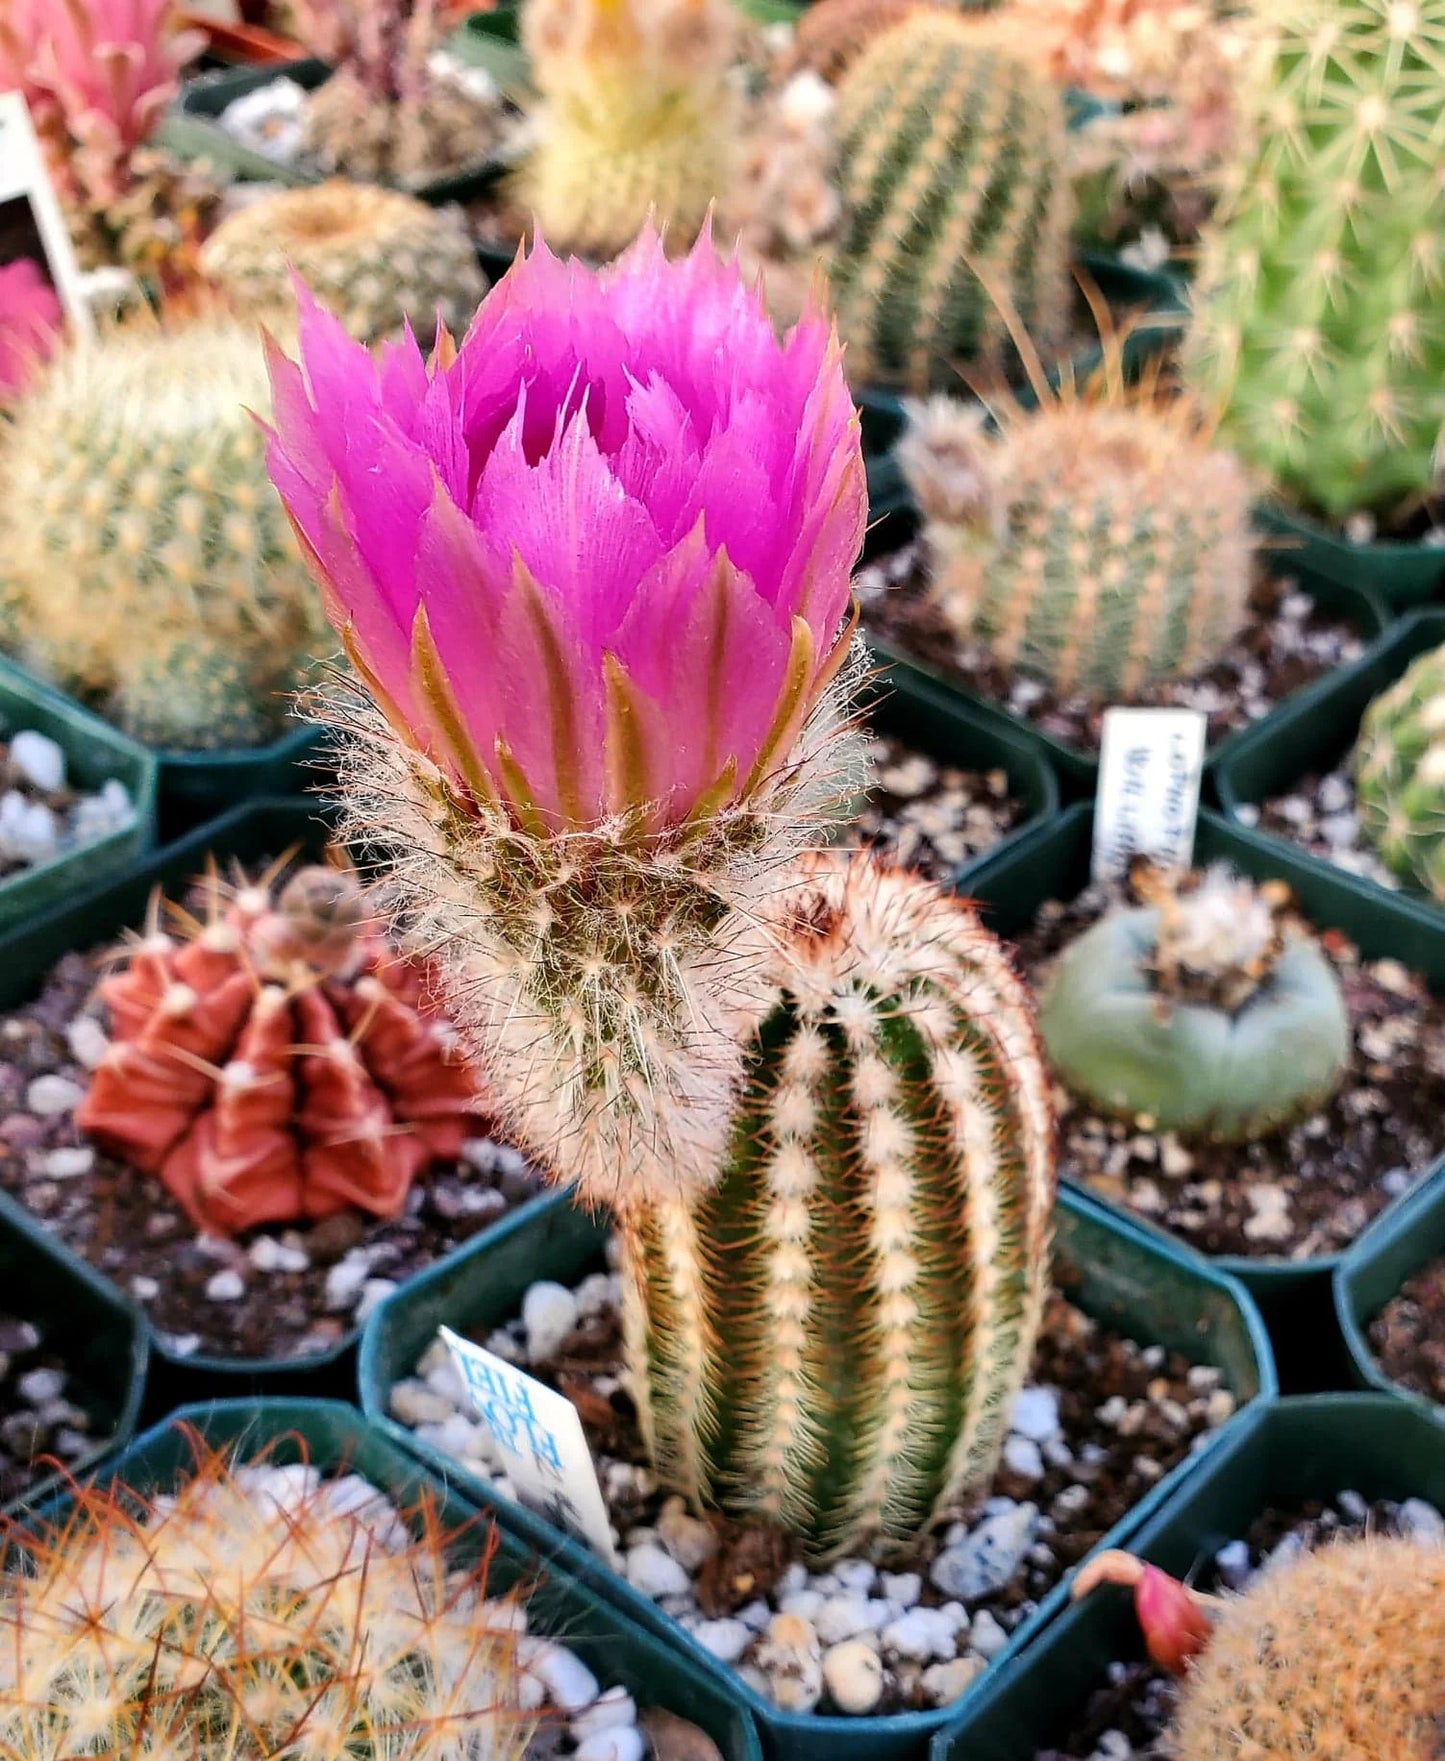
518;0;740;259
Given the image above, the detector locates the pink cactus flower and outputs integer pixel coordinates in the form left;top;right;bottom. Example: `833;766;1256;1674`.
263;225;865;835
0;259;63;403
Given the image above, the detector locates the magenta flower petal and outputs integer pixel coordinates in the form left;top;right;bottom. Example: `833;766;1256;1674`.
0;258;62;401
265;225;865;831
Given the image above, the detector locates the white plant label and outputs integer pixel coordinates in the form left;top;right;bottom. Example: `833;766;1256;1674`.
0;91;94;339
440;1326;619;1565
1092;707;1207;883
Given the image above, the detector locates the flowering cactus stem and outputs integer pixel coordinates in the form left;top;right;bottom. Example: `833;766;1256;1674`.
1073;1550;1219;1674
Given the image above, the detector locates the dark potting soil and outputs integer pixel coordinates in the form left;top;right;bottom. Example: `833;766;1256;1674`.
1249;768;1407;897
1035;1492;1436;1760
854;732;1025;883
1367;1256;1445;1405
0;1313;111;1504
1015;887;1445;1261
0;939;543;1365
447;1256;1233;1718
858;558;1364;757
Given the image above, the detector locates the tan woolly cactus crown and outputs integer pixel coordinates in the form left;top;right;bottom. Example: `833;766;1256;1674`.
1170;1533;1445;1760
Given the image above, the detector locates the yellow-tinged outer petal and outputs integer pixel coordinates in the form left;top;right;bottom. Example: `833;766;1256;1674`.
409;606;500;809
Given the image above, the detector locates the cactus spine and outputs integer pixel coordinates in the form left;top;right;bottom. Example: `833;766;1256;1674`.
1353;640;1445;903
519;0;740;260
827;12;1074;391
200;181;487;347
1170;1535;1445;1760
618;851;1056;1558
1182;0;1445;521
897;373;1254;697
0;316;328;752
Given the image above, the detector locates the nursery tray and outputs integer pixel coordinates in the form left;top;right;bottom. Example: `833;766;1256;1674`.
0;656;157;934
1335;1162;1445;1417
962;801;1445;1302
927;1392;1445;1761
1212;606;1445;917
358;1184;1271;1761
27;1398;765;1761
0;1192;149;1513
1254;498;1445;612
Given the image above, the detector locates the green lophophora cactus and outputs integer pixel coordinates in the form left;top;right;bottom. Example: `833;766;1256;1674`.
1353;641;1445;904
1171;1535;1445;1759
1182;0;1445;522
0;315;329;752
518;0;740;261
897;373;1254;698
827;11;1074;392
618;850;1056;1558
200;181;487;347
1039;865;1350;1141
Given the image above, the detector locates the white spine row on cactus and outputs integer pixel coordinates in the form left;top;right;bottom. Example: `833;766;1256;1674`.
621;853;1056;1557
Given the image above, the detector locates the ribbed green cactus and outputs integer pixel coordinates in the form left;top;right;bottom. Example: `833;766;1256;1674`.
827;11;1074;392
618;851;1056;1558
897;380;1254;697
1353;641;1445;904
1182;0;1445;522
518;0;739;260
200;181;487;347
0;316;329;752
1040;866;1350;1142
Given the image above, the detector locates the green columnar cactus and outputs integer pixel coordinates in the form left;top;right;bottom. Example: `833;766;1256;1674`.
200;181;487;347
1039;866;1350;1141
827;11;1075;392
1171;1536;1445;1760
519;0;740;260
0;316;329;752
1182;0;1445;522
618;851;1056;1558
897;381;1254;697
1352;641;1445;903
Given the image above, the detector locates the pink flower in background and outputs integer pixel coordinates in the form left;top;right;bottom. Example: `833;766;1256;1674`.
0;259;63;402
264;226;865;833
0;0;203;203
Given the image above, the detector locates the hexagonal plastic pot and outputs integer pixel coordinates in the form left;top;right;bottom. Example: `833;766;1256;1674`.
20;1397;766;1761
357;1184;1273;1761
1253;498;1445;612
926;1392;1445;1761
1335;1161;1445;1418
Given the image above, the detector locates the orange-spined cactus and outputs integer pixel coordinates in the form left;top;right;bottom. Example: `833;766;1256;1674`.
77;859;484;1236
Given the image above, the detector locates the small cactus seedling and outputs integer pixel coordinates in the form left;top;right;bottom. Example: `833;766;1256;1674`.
619;850;1056;1557
518;0;740;260
77;858;484;1235
1352;640;1445;904
827;10;1075;391
897;356;1255;699
1182;0;1445;522
0;1439;537;1761
200;181;487;346
1039;864;1350;1141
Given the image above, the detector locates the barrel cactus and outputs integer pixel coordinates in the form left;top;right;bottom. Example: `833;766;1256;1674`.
1182;0;1445;522
897;379;1254;697
1352;641;1445;903
618;850;1056;1558
0;314;329;751
780;0;940;85
1039;865;1350;1141
200;181;487;346
827;11;1074;391
519;0;739;260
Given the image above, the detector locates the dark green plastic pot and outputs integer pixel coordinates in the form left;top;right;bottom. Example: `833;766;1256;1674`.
962;801;1445;1305
0;795;551;1406
25;1398;764;1761
155;720;329;841
358;1184;1271;1761
0;1192;148;1513
927;1392;1445;1761
0;656;157;933
1335;1163;1445;1416
1254;498;1445;612
1213;607;1445;918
